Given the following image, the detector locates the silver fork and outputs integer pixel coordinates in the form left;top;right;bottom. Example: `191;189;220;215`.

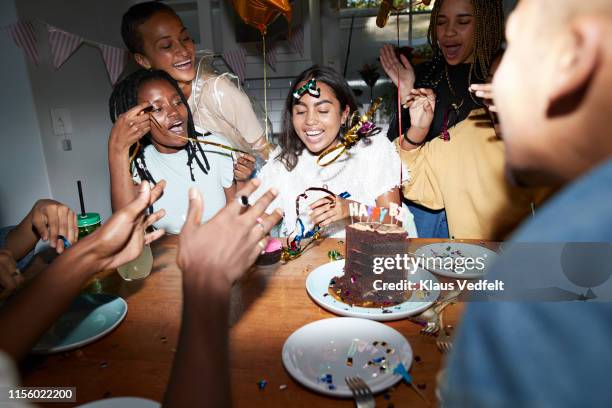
420;296;457;336
436;318;453;354
345;376;376;408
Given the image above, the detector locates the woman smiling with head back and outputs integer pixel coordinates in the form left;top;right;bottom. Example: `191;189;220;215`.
121;2;269;156
247;66;417;239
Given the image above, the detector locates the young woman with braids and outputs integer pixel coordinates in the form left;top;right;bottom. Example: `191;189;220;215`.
380;0;504;239
108;69;236;234
381;0;549;240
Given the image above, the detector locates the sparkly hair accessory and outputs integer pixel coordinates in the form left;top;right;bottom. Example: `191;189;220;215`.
317;97;383;167
293;78;321;100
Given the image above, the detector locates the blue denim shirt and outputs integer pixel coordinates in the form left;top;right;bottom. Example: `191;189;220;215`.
0;226;35;270
442;159;612;407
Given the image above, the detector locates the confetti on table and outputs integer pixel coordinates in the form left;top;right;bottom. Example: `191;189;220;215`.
99;362;108;368
327;250;343;261
279;384;287;391
257;379;268;390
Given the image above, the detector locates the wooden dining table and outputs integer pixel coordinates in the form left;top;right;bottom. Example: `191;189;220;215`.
21;236;497;407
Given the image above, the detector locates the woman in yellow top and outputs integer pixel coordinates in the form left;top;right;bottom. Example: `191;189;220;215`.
381;0;505;238
396;50;549;240
396;106;549;240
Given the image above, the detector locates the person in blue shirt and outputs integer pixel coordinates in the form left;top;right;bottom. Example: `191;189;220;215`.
441;0;612;406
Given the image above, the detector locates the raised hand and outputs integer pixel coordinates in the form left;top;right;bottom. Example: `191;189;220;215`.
109;101;151;155
405;88;436;130
380;44;416;104
177;179;283;290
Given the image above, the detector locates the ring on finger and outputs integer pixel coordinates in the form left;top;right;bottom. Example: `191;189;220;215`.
235;195;249;207
257;239;267;254
11;268;21;277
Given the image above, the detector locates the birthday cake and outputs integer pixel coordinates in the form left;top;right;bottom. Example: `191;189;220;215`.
329;222;411;307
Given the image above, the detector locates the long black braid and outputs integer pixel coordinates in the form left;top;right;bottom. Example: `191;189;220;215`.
109;69;210;183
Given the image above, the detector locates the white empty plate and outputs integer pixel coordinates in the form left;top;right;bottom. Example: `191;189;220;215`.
77;397;160;408
415;243;498;279
282;317;412;397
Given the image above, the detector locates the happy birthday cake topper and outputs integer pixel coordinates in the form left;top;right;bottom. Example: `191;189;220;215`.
348;202;410;226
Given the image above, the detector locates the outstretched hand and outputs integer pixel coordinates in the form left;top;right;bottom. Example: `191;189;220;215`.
84;180;166;271
380;44;416;104
178;179;283;291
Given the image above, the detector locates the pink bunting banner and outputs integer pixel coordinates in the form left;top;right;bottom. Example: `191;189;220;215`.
3;21;39;65
47;25;83;69
223;47;247;83
98;44;128;85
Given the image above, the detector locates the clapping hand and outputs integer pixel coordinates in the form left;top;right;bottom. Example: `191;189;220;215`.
84;180;166;271
404;88;436;130
380;44;416;104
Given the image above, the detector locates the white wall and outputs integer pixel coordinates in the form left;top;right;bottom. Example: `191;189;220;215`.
0;0;52;226
14;0;139;222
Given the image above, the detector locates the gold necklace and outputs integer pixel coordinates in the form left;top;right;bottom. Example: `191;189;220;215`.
444;63;466;112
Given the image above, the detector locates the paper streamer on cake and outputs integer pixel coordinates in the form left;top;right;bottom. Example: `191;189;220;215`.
98;44;128;85
47;25;83;69
3;21;39;65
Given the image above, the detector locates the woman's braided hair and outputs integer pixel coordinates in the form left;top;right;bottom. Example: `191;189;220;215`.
428;0;504;81
109;69;210;183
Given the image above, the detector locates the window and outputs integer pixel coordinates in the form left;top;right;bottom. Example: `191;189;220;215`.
337;1;434;121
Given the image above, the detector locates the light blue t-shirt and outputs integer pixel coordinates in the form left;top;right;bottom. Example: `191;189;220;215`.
442;159;612;408
134;134;234;234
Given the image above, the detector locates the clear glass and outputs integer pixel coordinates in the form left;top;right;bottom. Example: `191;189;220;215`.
117;245;154;281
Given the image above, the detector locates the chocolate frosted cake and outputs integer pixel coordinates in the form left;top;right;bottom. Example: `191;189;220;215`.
329;222;411;307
